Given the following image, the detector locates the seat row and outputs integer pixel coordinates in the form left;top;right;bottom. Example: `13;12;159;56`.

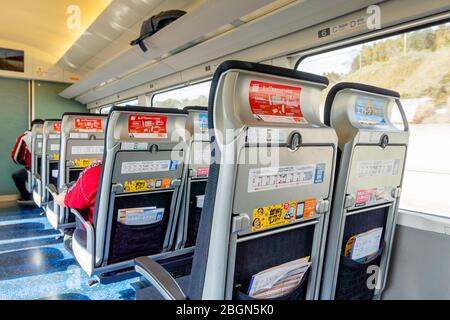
26;60;409;300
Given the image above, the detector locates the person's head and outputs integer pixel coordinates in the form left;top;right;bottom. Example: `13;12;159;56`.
30;119;44;130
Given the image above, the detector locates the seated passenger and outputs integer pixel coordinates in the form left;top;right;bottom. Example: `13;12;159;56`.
54;160;102;225
11;119;44;205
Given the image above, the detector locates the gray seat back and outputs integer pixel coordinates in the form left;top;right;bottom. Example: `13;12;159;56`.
31;123;44;205
58;113;107;226
93;106;189;268
175;106;211;249
41;120;61;204
189;60;337;300
321;82;409;300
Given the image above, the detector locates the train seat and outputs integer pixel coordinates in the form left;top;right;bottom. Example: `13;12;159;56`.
320;82;410;300
46;113;107;231
31;122;44;207
71;107;192;277
134;60;338;300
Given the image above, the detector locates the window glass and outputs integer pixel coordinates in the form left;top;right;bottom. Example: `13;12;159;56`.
298;22;450;217
115;98;138;107
152;81;211;109
100;105;112;114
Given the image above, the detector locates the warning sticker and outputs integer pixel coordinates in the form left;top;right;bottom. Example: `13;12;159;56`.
118;207;164;226
73;158;97;168
251;199;316;232
248;164;325;193
357;159;400;178
121;160;178;175
248;81;306;124
52;154;59;161
123;178;174;193
128;115;168;139
71;145;104;155
53;122;61;133
74;118;103;132
196;167;209;178
355;186;392;206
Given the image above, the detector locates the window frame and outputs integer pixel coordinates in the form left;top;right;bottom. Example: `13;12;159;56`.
294;15;450;218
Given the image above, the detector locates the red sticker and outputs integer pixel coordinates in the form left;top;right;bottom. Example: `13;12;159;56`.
74;118;103;132
53;122;61;133
197;167;209;177
249;81;305;123
355;189;373;205
128;115;168;139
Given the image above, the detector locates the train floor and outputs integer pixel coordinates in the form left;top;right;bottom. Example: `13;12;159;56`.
0;205;139;300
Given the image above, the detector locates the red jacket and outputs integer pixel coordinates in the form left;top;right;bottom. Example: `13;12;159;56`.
64;161;102;225
11;131;32;170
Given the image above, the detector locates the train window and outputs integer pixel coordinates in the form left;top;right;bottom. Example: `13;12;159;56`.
100;105;112;114
115;98;139;107
152;81;211;109
298;22;450;217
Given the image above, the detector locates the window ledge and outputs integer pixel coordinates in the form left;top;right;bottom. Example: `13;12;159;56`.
397;209;450;235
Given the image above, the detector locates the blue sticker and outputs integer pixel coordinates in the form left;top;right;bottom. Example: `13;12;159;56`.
199;113;208;130
314;163;325;184
355;96;386;125
169;160;179;171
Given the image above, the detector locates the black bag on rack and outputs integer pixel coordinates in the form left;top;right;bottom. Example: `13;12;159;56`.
130;10;186;52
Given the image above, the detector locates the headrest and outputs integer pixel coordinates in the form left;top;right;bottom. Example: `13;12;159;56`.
61;113;107;137
43;120;61;135
324;82;401;127
208;60;329;135
107;106;188;144
184;106;209;141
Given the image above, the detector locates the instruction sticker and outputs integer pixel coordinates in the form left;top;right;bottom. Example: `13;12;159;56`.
247;127;287;144
357;159;400;178
123;178;174;193
71;145;104;155
38;142;42;149
248;164;325;193
51;170;59;179
118;207;164;226
74;118;103;132
249;81;305;124
128;115;168;139
121;142;149;151
50;144;60;151
53;122;61;133
121;160;178;175
355;96;387;125
73;158;97;168
69;133;89;139
196;167;209;177
355;186;392;206
49;134;60;139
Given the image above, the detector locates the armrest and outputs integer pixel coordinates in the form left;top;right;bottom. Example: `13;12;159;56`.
33;173;42;180
70;209;94;253
46;184;58;198
134;256;187;300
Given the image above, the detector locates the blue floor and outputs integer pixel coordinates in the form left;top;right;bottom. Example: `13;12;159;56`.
0;206;139;300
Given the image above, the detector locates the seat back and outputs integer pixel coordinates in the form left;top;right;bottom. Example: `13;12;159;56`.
57;113;107;227
175;106;211;249
31;123;44;206
93;107;189;268
41;120;61;204
320;83;409;300
189;60;337;300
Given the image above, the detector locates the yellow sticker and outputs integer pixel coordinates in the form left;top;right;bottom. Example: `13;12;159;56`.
52;154;60;161
252;202;297;232
252;199;317;232
73;158;96;168
124;178;173;193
